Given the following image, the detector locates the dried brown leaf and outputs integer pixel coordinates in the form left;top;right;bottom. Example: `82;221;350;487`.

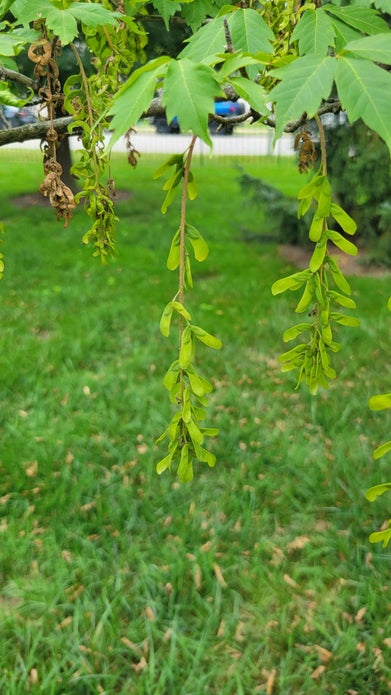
80;500;96;513
287;535;310;552
163;628;172;642
29;668;39;685
145;605;155;622
120;638;142;655
25;461;38;478
62;550;72;563
56;616;72;631
131;656;148;673
355;607;367;625
314;645;332;664
200;541;212;552
194;563;202;591
234;621;246;643
213;563;227;588
65;584;84;602
283;573;299;588
269;546;285;566
217;619;225;637
266;668;277;694
310;664;326;680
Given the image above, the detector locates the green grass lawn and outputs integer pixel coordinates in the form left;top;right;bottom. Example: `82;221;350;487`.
0;148;390;694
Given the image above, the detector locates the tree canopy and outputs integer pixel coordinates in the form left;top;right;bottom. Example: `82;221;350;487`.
0;0;390;537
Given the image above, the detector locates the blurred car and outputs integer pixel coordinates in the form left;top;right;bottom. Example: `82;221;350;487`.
153;99;246;135
0;105;37;129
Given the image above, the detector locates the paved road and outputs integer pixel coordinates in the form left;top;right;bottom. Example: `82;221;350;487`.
3;129;295;157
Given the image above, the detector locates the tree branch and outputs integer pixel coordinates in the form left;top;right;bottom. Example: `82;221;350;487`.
262;100;342;132
0;117;76;146
0;66;39;91
0;97;342;147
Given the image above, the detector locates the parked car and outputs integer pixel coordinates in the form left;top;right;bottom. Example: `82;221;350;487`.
0;105;37;129
152;99;246;135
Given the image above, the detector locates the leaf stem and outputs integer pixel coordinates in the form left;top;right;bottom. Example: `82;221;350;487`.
178;135;197;399
70;43;102;191
179;136;197;305
314;113;327;176
70;43;94;130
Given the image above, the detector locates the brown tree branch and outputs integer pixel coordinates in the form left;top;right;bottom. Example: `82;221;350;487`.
0;66;39;91
0;97;342;147
0;117;77;146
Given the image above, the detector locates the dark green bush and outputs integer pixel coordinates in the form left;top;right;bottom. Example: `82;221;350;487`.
238;118;391;265
237;170;309;246
325;116;391;266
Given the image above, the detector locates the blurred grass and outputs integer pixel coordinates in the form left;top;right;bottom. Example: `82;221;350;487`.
0;148;390;694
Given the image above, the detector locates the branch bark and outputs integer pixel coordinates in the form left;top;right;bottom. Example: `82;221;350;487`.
0;117;76;146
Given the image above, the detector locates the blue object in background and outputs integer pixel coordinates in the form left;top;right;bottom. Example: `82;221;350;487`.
153;100;246;135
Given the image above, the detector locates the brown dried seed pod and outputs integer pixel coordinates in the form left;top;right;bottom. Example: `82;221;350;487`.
28;40;52;66
43;158;62;175
294;130;316;174
62;186;76;208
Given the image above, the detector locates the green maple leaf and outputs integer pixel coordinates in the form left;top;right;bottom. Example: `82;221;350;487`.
0;81;32;105
151;0;181;31
10;0;52;23
330;17;362;52
163;58;223;146
10;0;119;43
269;55;336;140
229;9;274;55
0;33;27;56
179;15;227;64
0;0;15;19
229;76;268;115
181;0;212;32
216;52;264;81
180;8;273;68
46;7;78;44
291;8;335;56
336;57;391;154
107;56;170;150
68;3;120;29
343;33;391;65
323;5;389;35
374;0;391;11
229;8;274;80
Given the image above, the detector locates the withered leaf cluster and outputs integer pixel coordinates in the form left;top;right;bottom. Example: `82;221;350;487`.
39;157;75;227
294;130;317;174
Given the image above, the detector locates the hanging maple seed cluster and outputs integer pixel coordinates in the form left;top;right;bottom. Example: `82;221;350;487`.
28;23;75;226
294;129;317;173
